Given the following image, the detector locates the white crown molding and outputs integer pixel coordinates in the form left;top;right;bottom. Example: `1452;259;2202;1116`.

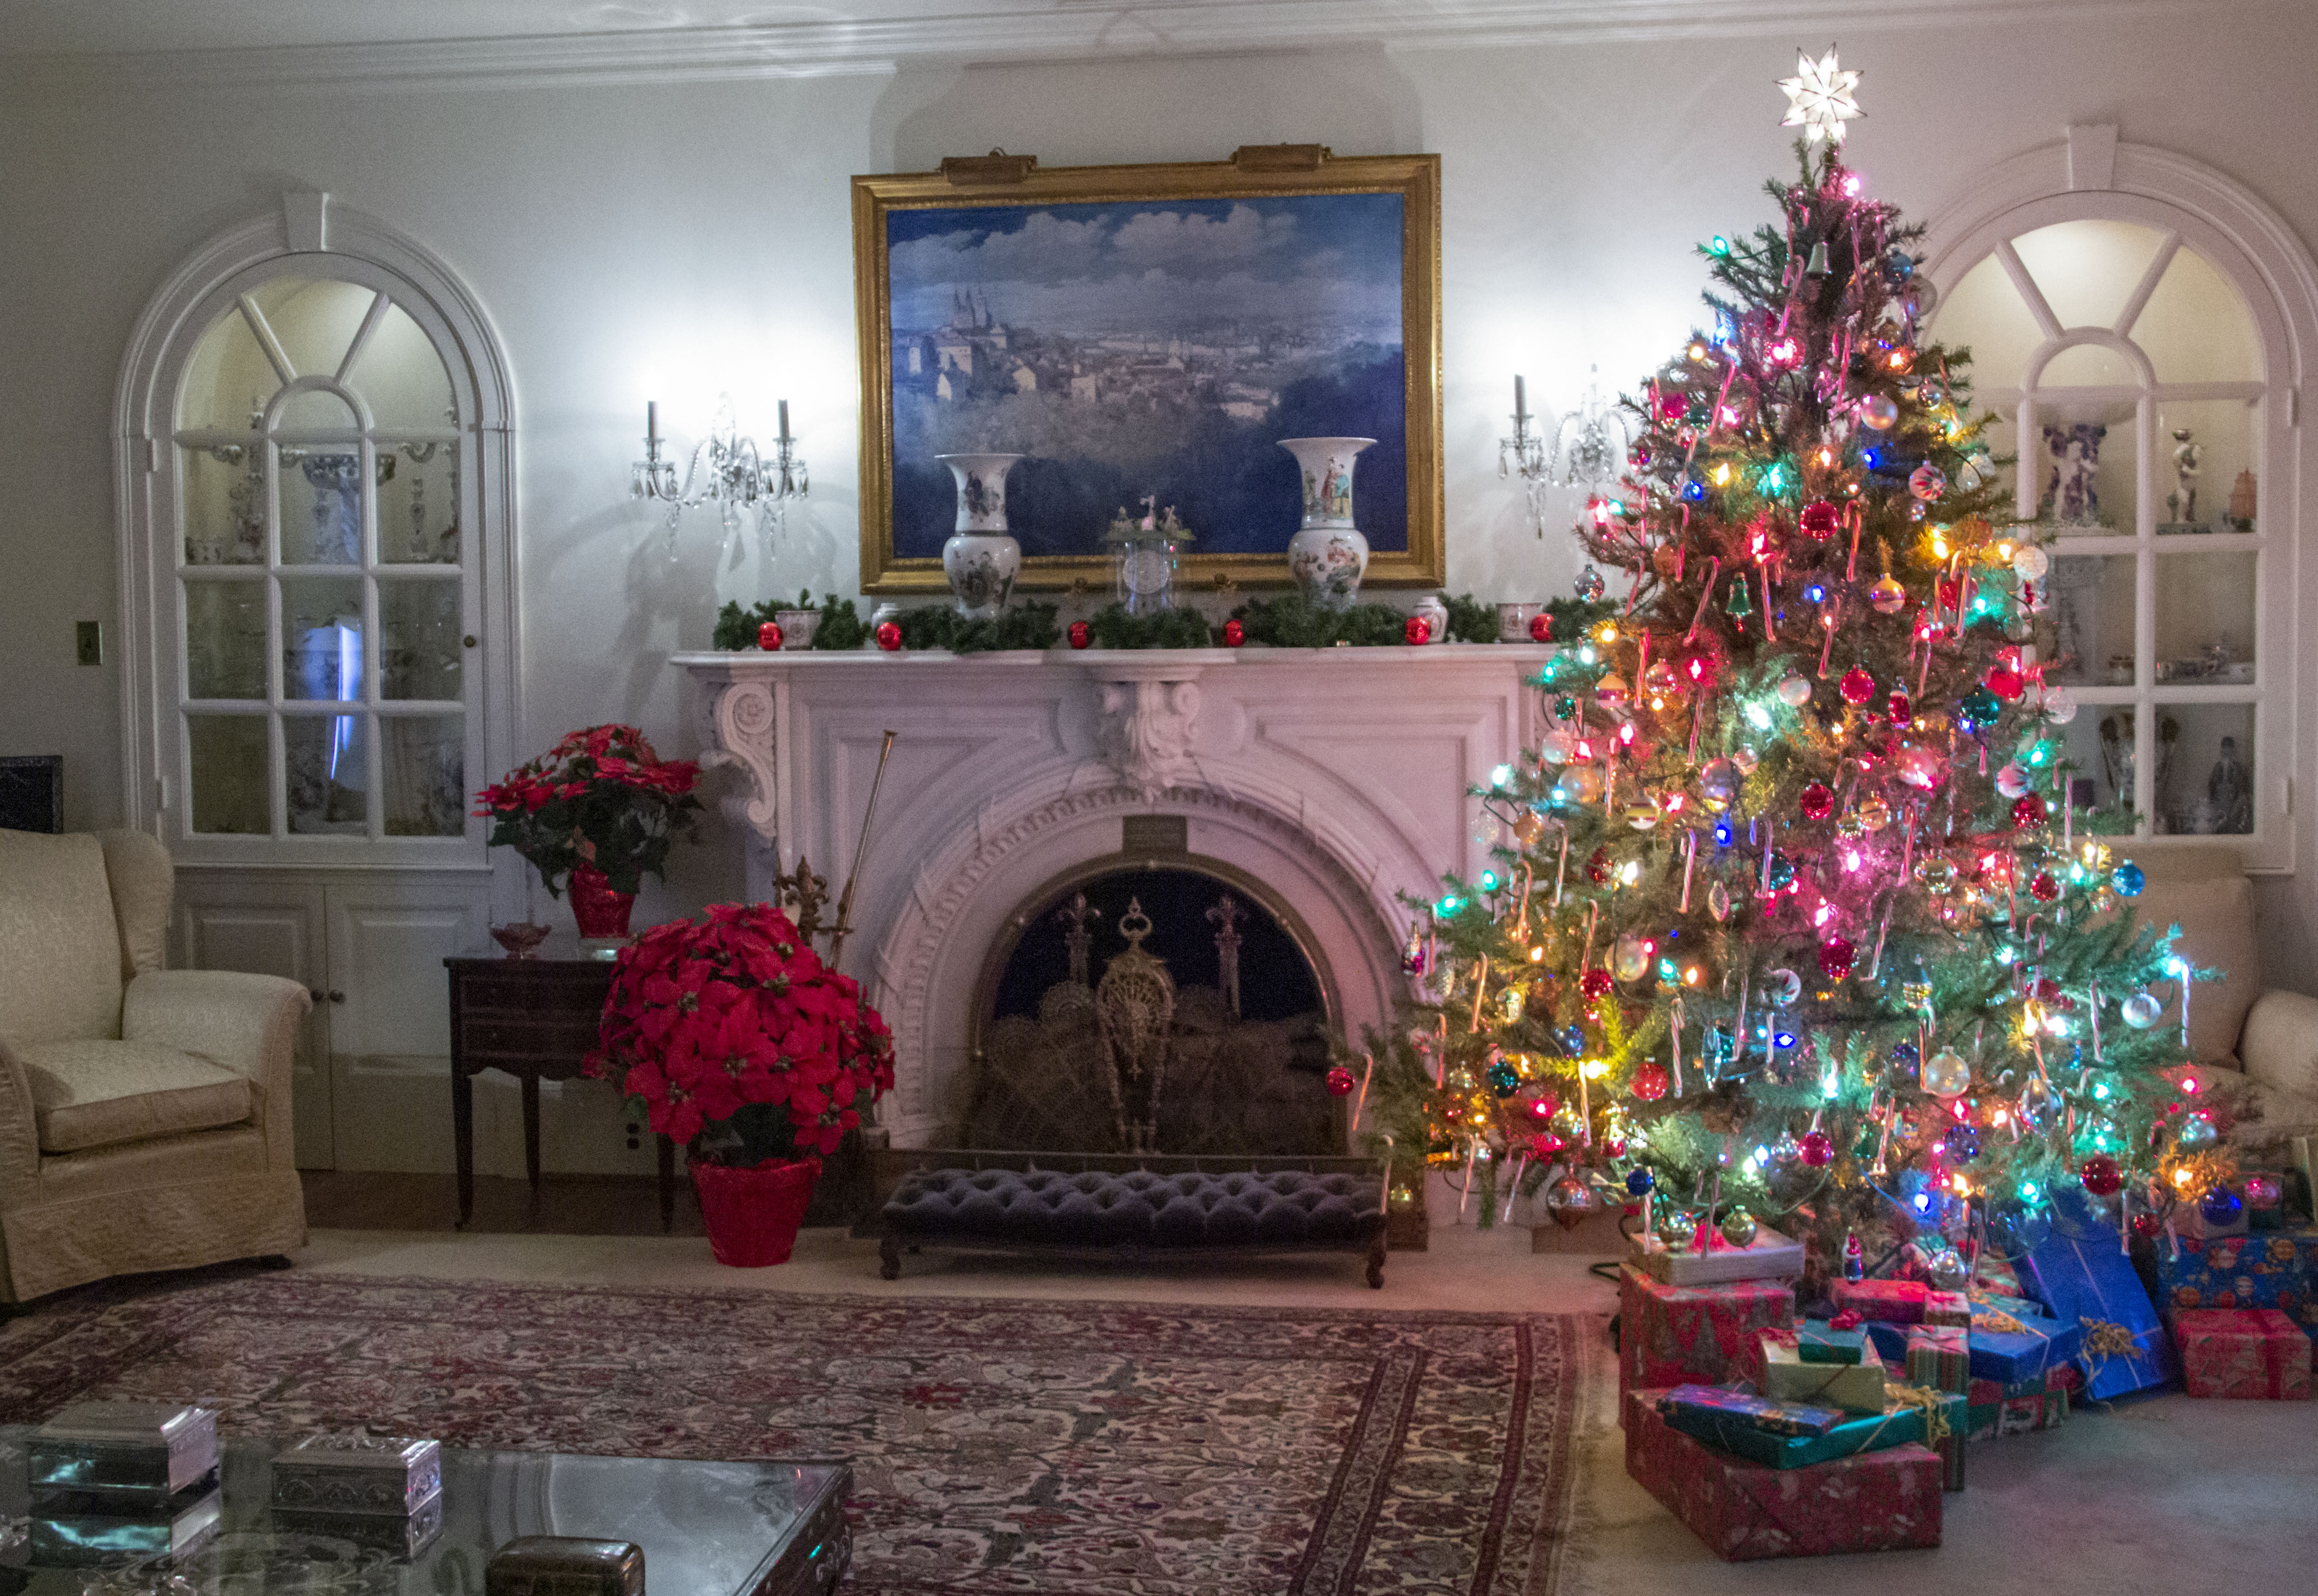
0;0;2218;95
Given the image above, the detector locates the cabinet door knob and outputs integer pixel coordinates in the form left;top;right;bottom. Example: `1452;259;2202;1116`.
463;634;479;648
309;989;325;1003
328;990;346;1003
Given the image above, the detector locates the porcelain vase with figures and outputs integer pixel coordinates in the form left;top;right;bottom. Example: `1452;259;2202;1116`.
1278;437;1374;610
935;452;1024;619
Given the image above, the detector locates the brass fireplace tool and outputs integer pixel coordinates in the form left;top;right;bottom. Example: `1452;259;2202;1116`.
772;729;897;974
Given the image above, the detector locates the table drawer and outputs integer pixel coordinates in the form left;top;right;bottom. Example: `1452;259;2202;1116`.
460;1015;603;1057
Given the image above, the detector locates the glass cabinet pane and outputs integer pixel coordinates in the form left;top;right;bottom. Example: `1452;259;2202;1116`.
277;388;358;434
2152;398;2258;534
2153;550;2255;683
281;576;364;701
2091;707;2148;819
344;302;456;430
2158;702;2255;835
244;278;374;385
2034;407;2135;534
184;581;268;699
2010;220;2168;330
1930;255;2044;394
286;714;367;833
187;716;270;834
2134;248;2261;383
182;446;265;566
378;578;463;701
379;445;460;564
2055;710;2119;814
280;450;367;565
383;715;466;837
2037;343;2138;388
2039;553;2134;687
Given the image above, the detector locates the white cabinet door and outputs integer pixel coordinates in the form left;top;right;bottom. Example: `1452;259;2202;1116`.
324;879;491;1173
174;880;332;1168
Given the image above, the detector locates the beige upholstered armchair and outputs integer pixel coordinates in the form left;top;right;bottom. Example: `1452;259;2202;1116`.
0;829;308;1305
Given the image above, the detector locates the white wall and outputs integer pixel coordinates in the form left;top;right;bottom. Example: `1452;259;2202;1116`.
4;3;2316;985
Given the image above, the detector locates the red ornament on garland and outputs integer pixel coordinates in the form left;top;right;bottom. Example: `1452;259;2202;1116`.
1985;665;2026;700
1799;1129;1835;1166
1404;615;1431;645
2131;1211;2162;1240
1527;1092;1560;1121
2011;794;2047;829
1586;847;1612;885
1839;666;1876;706
1937;577;1962;612
1799;499;1841;540
1819;936;1858;978
1325;1065;1356;1095
757;620;783;651
1223;618;1246;647
1529;612;1553;642
1067;620;1091;650
1580;967;1616;1001
2029;870;2060;902
2079;1154;2124;1196
875;620;902;651
1887;690;1912;727
1530;1132;1566;1158
1799;781;1836;821
1629;1062;1669;1101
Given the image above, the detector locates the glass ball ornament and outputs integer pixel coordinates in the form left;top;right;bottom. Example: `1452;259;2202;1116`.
2112;861;2146;897
1707;880;1733;923
1887;689;1913;726
1799;1129;1835;1167
1561;1025;1586;1053
1612;934;1652;983
2176;1113;2219;1153
1561;765;1604;804
1985;665;2026;700
1912;851;1959;891
2132;1211;2163;1240
1765;967;1803;1007
1630;1061;1670;1101
2244;1173;2284;1211
1945;1122;1983;1162
1526;1092;1559;1123
1996;762;2030;799
1958;686;2002;728
756;620;784;650
1765;851;1797;890
1575;563;1607;601
1545;1176;1598;1231
1819;936;1858;978
1481;1060;1519;1096
1921;1047;1972;1097
2044;685;2079;724
2079;1154;2125;1196
2200;1184;2244;1226
1926;1248;1969;1291
1799;499;1841;539
1325;1065;1356;1095
1835;808;1867;840
1403;615;1431;645
1697;759;1741;810
2122;991;2162;1028
1858;393;1901;431
2012;794;2047;829
1624;1167;1656;1198
875;620;904;651
1658;1208;1698;1248
1869;575;1909;614
1585;846;1612;885
1778;673;1815;707
1223;617;1246;647
1839;665;1877;705
2018;1074;2056;1126
1528;611;1552;643
2013;544;2051;581
1513;809;1547;847
1895;743;1949;790
1908;463;1948;501
1580;966;1616;1001
1799;781;1836;821
1857;796;1892;832
1718;1208;1759;1249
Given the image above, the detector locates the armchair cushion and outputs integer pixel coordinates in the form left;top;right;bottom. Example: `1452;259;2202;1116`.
2237;989;2318;1145
0;830;126;1044
2125;854;2261;1065
18;1037;253;1154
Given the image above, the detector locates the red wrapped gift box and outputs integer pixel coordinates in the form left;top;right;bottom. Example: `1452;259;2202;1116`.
1620;1264;1795;1413
1832;1277;1930;1325
2176;1308;2314;1400
1625;1388;1943;1560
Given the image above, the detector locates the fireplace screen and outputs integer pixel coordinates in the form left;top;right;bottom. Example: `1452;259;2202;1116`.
953;868;1336;1155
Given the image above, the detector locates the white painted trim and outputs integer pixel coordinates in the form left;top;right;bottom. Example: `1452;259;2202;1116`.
3;0;2219;93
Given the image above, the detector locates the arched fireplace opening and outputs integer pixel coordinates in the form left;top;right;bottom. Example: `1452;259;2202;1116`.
950;861;1341;1156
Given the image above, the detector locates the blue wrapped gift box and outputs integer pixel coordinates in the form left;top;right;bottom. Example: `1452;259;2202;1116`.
1659;1394;1950;1469
1656;1384;1846;1437
1966;1304;2083;1384
2021;1189;2175;1399
2153;1227;2318;1340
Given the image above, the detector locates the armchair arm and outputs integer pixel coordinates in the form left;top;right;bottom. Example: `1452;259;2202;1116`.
0;1035;41;1198
121;970;310;1168
2240;988;2318;1103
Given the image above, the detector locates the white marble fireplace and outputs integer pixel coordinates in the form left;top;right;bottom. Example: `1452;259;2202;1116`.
674;644;1552;1146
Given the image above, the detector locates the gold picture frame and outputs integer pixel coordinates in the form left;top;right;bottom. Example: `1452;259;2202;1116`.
853;146;1442;594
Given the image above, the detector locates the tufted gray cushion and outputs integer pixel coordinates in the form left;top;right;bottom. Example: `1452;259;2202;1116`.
882;1167;1385;1249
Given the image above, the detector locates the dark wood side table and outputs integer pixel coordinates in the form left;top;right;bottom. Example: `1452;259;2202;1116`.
445;935;678;1229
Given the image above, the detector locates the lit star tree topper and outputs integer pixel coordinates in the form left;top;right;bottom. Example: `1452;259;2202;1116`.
1779;46;1863;145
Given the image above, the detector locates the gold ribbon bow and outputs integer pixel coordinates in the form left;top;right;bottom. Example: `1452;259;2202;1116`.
1883;1382;1954;1446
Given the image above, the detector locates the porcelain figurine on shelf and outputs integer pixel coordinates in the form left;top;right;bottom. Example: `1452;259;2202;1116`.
935;452;1023;618
1278;436;1375;610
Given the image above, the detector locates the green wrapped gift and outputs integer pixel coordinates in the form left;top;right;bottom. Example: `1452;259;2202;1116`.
1797;1319;1869;1365
1659;1394;1935;1469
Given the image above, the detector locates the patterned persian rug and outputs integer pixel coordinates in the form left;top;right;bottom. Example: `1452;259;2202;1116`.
0;1270;1591;1595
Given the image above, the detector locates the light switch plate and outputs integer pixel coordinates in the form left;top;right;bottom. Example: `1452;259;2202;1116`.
75;621;102;666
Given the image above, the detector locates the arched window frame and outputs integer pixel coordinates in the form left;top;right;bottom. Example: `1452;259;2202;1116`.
1923;131;2317;873
116;193;519;873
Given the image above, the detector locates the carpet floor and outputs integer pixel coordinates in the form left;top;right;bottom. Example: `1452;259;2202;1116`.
0;1267;1593;1595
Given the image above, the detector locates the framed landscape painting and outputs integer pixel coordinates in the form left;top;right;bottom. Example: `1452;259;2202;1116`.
853;148;1442;593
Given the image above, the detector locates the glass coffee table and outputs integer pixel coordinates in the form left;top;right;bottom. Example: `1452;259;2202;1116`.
0;1427;850;1594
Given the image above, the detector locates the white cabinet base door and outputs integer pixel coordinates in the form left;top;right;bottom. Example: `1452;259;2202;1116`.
175;881;331;1168
324;882;488;1173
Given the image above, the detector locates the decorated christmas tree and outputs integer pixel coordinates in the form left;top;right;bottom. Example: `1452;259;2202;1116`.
1363;65;2240;1286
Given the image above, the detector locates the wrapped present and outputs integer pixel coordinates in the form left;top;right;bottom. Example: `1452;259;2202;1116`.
1832;1278;1929;1325
2155;1228;2318;1341
2022;1191;2174;1398
1907;1326;1971;1393
1963;1366;2071;1439
2175;1308;2314;1400
1796;1319;1868;1365
1761;1328;1888;1412
1660;1391;1935;1469
1924;1290;1972;1328
1970;1252;2025;1297
1967;1300;2083;1384
1618;1265;1795;1411
1657;1385;1845;1437
1630;1228;1808;1286
1624;1388;1943;1560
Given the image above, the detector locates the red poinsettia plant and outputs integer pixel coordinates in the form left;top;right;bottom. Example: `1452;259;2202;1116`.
475;724;702;896
587;902;895;1163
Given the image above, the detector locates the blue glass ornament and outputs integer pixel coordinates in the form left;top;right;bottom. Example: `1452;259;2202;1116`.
1765;851;1796;890
2200;1184;2244;1226
1485;1060;1522;1095
1560;1025;1585;1054
1945;1123;1982;1162
2112;861;2146;897
1888;251;1916;281
1889;1040;1921;1070
1958;686;2002;728
1625;1168;1656;1196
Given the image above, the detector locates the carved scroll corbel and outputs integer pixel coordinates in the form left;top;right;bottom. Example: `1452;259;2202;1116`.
1097;678;1201;799
709;678;780;841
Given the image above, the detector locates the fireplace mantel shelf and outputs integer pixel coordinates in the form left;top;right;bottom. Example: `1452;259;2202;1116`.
670;644;1554;670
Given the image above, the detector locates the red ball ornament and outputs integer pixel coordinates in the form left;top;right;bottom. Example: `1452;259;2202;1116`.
1404;615;1431;645
1936;577;1962;612
2011;794;2047;829
1067;620;1091;650
1656;391;1688;423
2079;1154;2124;1197
1629;1062;1669;1101
1585;847;1612;885
1223;618;1246;647
1819;936;1857;978
2033;976;2064;1002
2131;1212;2162;1240
1325;1065;1356;1096
2029;870;2060;902
757;620;783;651
1839;666;1876;706
1529;612;1553;642
1799;499;1841;540
1527;1092;1560;1122
1985;666;2026;701
1580;967;1616;1001
875;620;902;651
1887;690;1912;727
1799;781;1836;821
1530;1132;1566;1159
1799;1129;1835;1167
